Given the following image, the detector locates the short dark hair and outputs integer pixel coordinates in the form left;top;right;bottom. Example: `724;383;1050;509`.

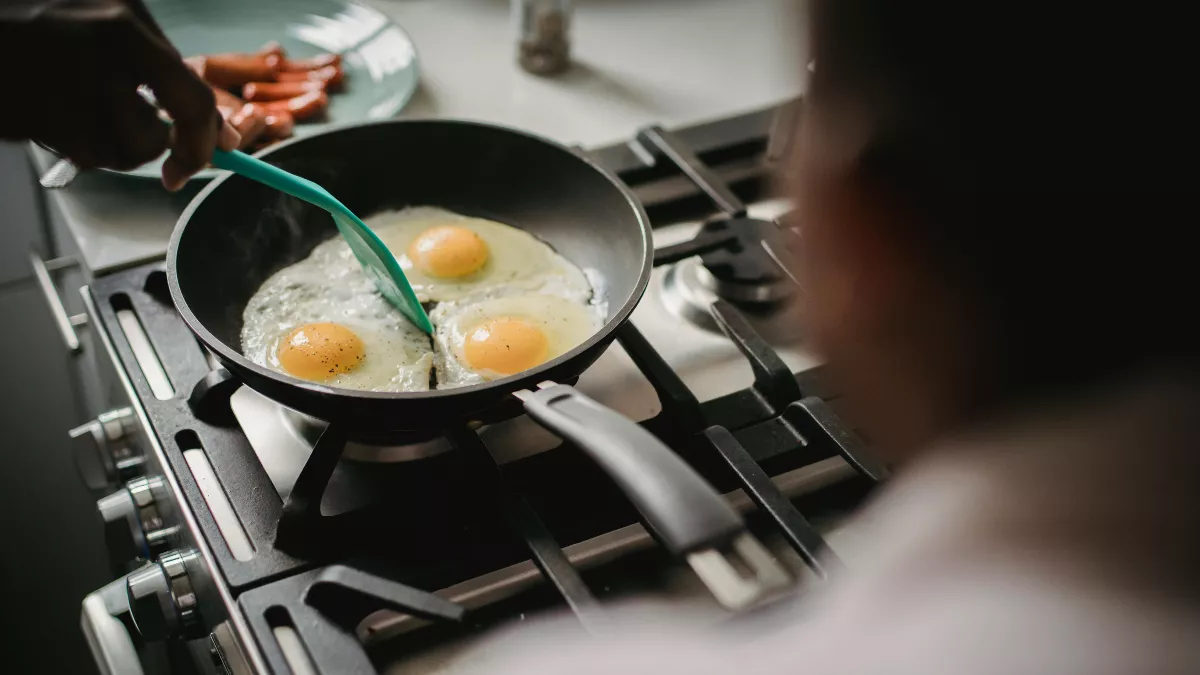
808;0;1193;400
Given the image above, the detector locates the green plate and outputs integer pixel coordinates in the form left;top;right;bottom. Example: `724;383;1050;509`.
117;0;418;180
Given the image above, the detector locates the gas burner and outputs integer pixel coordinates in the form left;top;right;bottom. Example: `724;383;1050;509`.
697;216;796;304
660;257;804;342
228;386;459;512
636;126;804;340
278;406;452;464
655;207;804;341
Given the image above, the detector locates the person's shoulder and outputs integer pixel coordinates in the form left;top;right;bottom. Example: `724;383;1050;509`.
769;563;1200;675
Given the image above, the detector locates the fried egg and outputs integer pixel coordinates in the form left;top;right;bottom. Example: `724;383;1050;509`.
368;206;593;303
432;292;605;389
241;236;433;392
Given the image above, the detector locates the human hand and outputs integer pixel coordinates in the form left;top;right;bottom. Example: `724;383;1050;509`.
0;0;239;189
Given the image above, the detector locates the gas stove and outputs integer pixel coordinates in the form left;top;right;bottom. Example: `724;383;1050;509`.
74;100;885;675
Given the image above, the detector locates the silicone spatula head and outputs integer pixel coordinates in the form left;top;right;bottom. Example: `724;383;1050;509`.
209;148;433;334
330;210;433;334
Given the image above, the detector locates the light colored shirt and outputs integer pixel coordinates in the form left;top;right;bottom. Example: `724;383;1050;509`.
448;374;1200;674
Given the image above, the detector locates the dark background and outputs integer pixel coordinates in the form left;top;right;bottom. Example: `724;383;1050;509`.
0;141;111;674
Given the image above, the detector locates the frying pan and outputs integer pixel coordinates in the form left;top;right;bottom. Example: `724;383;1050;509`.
168;120;789;609
170;119;652;429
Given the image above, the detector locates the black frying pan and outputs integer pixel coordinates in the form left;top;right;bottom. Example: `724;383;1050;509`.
168;120;789;607
170;119;650;431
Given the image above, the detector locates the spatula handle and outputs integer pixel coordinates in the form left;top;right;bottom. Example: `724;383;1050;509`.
210;148;335;211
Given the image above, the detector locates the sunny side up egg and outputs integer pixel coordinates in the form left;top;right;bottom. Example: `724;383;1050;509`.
241;236;434;392
368;206;594;303
431;292;605;389
241;206;607;393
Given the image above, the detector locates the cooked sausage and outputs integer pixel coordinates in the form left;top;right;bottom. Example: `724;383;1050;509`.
242;80;324;102
199;53;281;89
256;42;285;72
258;41;286;60
260;90;329;121
280;53;342;72
276;64;344;90
229;103;268;149
262;110;295;140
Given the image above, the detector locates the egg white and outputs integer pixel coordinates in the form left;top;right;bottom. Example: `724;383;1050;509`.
431;292;606;389
368;206;593;303
241;235;434;392
241;207;607;393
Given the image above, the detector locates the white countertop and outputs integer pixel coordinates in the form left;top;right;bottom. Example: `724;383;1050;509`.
32;0;807;274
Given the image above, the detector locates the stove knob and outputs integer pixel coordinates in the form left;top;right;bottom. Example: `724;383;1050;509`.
97;476;178;560
126;549;203;641
71;407;144;491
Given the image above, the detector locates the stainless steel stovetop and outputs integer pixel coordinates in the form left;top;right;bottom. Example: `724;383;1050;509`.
72;101;885;675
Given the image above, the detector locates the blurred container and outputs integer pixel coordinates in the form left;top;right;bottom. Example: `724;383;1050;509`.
515;0;572;75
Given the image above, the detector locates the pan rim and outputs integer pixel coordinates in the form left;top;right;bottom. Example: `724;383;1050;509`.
167;118;653;402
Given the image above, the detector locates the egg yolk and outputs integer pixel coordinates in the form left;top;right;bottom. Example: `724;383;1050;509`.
408;225;489;278
277;322;365;381
464;317;549;376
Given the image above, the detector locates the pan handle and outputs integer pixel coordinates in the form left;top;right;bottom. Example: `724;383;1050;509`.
517;382;744;555
517;382;791;610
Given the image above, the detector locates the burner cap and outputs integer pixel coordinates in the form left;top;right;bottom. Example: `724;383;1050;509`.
659;259;804;342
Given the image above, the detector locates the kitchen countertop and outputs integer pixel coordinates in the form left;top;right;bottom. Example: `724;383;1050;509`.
29;0;807;275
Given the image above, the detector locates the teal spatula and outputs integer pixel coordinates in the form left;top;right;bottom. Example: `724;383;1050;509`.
210;148;433;334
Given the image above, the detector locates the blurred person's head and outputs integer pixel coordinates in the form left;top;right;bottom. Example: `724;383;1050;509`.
792;1;1190;459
